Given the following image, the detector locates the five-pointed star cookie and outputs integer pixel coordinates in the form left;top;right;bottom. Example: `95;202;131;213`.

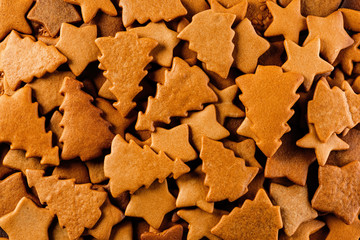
296;124;349;166
209;0;248;24
270;184;318;236
334;33;360;75
128;22;180;67
304;10;354;63
233;18;270;73
125;180;176;229
265;0;306;43
64;0;117;23
27;0;81;37
0;197;53;240
312;161;360;225
326;215;360;240
265;132;316;186
55;23;99;76
212;189;283;240
0;0;32;40
177;208;226;240
0;173;35;218
176;166;214;213
282;37;334;91
87;198;124;240
210;84;244;124
180;104;230;150
279;220;325;240
151;124;198;162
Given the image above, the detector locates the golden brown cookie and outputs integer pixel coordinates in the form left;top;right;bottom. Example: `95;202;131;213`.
27;0;81;37
212;189;283;239
311;161;360;224
125;180;176;229
59;77;115;161
119;0;187;27
178;10;236;78
55;24;99;76
0;197;53;240
0;0;33;40
136;57;217;131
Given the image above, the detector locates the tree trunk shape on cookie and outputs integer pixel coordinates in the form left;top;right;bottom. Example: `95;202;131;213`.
95;32;158;117
59;77;114;161
236;65;304;157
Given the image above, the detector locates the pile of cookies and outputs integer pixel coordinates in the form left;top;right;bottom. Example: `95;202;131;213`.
0;0;359;239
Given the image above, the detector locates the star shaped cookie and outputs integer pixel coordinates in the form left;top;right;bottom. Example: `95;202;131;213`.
282;37;334;91
125;180;176;229
151;124;197;162
55;23;99;76
304;10;354;63
0;0;32;40
210;84;244;124
180;104;230;150
64;0;117;23
0;197;53;240
296;124;349;166
177;208;226;240
27;0;81;37
209;0;248;24
270;183;318;236
265;0;306;43
312;161;360;224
